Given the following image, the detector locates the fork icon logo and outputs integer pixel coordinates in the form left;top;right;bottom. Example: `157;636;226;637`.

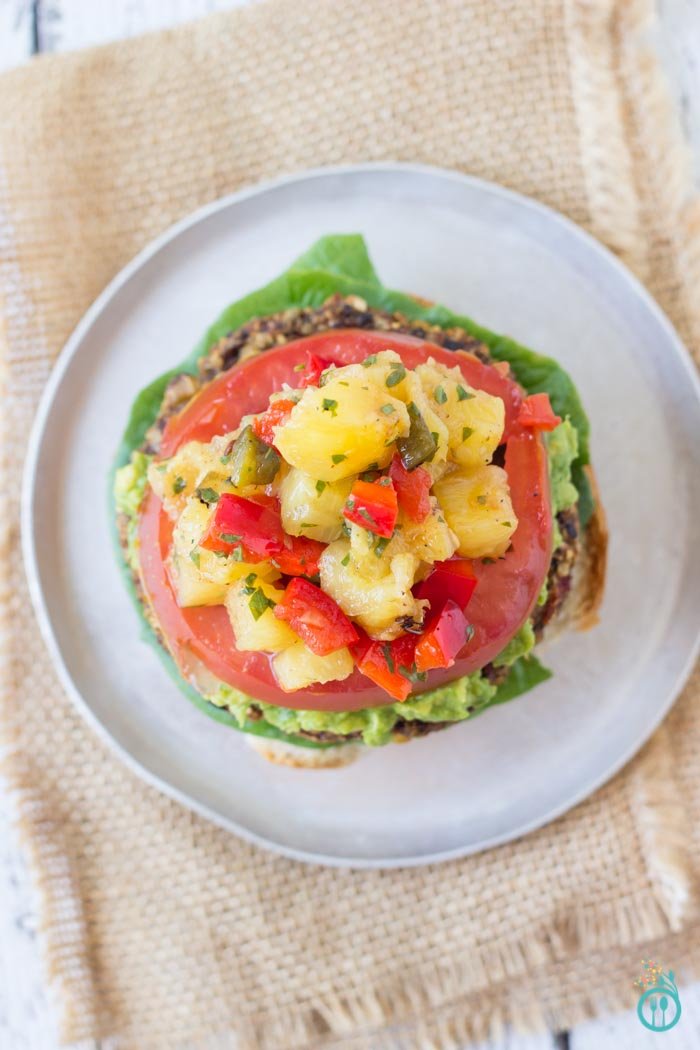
635;961;681;1032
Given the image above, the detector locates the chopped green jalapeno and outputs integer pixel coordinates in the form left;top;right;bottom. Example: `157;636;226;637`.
227;424;280;487
396;402;438;470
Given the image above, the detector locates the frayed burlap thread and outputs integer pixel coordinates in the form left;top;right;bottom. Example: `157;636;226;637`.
1;1;700;1047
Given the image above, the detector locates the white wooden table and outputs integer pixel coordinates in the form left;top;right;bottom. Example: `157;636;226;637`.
1;2;699;1048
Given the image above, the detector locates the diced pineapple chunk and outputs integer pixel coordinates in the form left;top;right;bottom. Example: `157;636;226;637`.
401;502;459;564
273;641;354;691
167;550;229;608
415;359;504;469
225;576;296;653
274;373;410;481
320;541;426;640
279;468;353;542
147;437;232;516
433;465;518;558
171;497;277;591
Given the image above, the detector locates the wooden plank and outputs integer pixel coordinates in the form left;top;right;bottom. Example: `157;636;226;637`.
36;0;249;54
0;0;34;73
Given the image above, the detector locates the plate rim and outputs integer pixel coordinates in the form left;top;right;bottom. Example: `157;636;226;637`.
20;161;700;868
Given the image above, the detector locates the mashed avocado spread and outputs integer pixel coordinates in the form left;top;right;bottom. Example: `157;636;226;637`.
114;419;577;746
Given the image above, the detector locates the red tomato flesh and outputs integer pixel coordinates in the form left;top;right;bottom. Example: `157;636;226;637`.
343;478;398;538
141;329;552;711
274;577;359;656
389;454;431;522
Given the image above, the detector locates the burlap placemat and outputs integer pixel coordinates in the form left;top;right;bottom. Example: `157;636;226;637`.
2;1;700;1047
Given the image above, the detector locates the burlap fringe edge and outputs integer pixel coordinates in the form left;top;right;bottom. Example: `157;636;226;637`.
2;0;700;1046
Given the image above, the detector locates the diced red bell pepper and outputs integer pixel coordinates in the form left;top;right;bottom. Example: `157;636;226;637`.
273;535;325;577
251;398;296;446
517;392;561;432
199;493;282;559
343;478;398;538
415;557;477;611
352;633;418;702
274;577;359;655
415;600;470;672
199;494;324;575
389;454;431;522
297;351;338;388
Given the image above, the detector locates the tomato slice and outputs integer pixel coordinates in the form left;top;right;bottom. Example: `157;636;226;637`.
141;329;551;711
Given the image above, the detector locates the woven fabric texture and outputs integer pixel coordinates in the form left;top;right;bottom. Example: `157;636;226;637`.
1;0;700;1047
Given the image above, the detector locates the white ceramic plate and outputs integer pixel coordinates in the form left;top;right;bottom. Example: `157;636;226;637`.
22;164;700;867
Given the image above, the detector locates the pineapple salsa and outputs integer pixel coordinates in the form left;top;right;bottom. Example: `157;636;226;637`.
115;326;578;745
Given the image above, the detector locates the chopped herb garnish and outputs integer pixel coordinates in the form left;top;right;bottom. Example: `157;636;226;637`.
341;553;351;567
338;381;350;387
476;494;488;506
502;520;513;527
456;384;474;401
249;588;275;621
362;354;378;367
189;550;201;568
300;522;317;529
322;398;338;415
464;624;475;643
366;461;379;471
380;403;395;415
172;476;186;495
219;455;231;465
431;432;439;445
315;480;327;494
156;463;167;473
196;487;219;505
374;536;390;557
244;572;258;588
231;545;244;561
378;476;393;487
462;426;474;441
434;385;447;404
382;644;396;674
331;453;347;464
398;663;427;684
341;520;351;538
293;362;306;372
319;366;336;386
358;507;377;526
213;550;227;559
386;364;406;387
219;532;241;544
481;557;495;565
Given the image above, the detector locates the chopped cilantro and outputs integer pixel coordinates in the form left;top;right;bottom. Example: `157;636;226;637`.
465;624;475;643
462;426;474;441
362;354;378;367
382;644;396;674
219;532;241;544
315;480;327;494
434;385;447;405
331;453;347;464
476;494;488;506
231;545;244;561
196;487;219;505
172;476;186;495
322;398;338;415
249;588;275;621
374;536;390;557
398;663;427;684
189;550;201;568
341;553;350;567
456;384;474;401
293;362;306;372
386;364;406;387
380;403;395;415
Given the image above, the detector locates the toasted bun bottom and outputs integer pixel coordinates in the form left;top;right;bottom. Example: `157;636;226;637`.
246;735;362;769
